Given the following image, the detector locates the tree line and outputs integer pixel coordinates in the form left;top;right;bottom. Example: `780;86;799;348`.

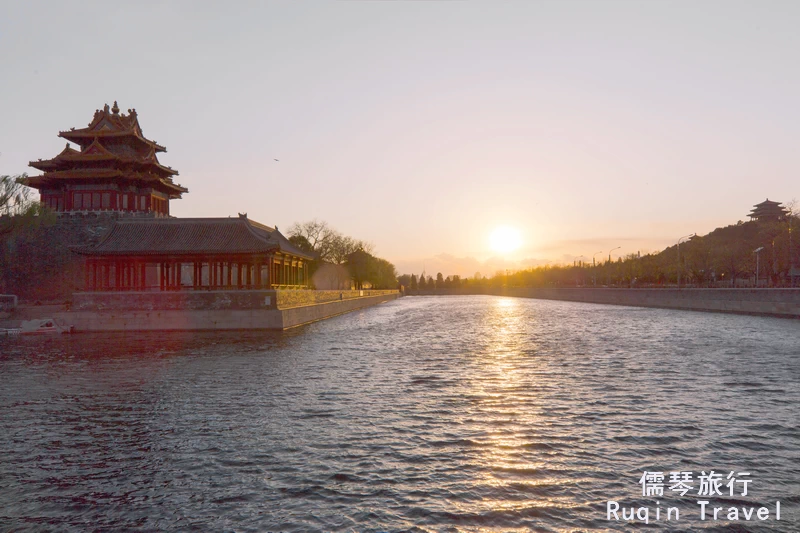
287;219;397;289
400;213;800;290
0;174;66;298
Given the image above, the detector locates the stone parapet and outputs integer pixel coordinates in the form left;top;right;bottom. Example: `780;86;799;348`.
72;290;278;311
71;289;400;312
276;289;398;308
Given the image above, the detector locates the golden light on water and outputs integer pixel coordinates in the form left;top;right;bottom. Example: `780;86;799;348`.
489;226;523;254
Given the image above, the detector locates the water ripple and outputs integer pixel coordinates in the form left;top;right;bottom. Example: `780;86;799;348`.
1;296;799;531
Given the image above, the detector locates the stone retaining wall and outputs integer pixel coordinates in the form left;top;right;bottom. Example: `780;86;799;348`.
410;288;800;318
52;291;400;331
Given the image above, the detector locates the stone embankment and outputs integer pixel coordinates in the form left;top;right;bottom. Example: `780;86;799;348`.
409;288;800;319
1;290;400;331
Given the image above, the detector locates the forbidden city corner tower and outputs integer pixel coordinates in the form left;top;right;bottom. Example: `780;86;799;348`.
22;101;187;217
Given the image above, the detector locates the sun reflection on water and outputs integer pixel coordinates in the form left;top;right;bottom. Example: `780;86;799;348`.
457;296;572;524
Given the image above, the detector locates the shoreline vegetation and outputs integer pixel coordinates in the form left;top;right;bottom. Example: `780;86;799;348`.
286;219;397;291
400;211;800;292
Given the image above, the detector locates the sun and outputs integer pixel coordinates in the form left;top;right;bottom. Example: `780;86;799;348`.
489;226;522;254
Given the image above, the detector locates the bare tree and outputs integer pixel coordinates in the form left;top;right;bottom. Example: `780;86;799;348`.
288;219;374;264
0;174;48;237
1;174;34;216
287;219;332;250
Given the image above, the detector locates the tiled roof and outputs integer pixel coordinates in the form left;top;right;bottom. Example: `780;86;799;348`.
59;102;167;152
749;198;787;218
74;216;314;258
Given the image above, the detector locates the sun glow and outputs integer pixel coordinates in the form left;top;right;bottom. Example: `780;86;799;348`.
489;226;522;254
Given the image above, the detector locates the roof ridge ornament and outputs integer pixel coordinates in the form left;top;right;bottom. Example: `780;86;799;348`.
112;101;120;115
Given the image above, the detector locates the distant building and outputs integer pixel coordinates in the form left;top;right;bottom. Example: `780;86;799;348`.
748;199;788;221
23;101;186;216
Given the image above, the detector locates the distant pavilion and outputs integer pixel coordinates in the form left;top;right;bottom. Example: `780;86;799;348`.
23;102;313;292
749;199;788;221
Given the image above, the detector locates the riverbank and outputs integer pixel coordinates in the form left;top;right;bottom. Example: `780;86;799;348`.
408;288;800;319
0;290;400;331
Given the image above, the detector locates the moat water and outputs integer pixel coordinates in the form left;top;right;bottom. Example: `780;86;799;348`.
1;296;799;532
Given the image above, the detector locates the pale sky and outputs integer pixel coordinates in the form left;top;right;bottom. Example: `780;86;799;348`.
1;1;798;277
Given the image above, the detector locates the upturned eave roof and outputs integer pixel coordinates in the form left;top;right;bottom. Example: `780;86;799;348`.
57;103;167;152
20;170;188;195
72;216;314;259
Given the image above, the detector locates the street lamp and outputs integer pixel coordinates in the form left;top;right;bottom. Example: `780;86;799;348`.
677;233;695;290
754;246;764;287
593;251;603;287
608;247;621;286
576;256;586;286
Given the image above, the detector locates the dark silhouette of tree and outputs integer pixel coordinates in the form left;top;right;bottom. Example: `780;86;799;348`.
345;249;397;290
288;234;314;254
0;174;59;295
397;274;411;289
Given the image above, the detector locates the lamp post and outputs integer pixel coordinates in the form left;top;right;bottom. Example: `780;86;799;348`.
677;233;695;290
754;246;764;287
790;223;794;287
608;246;621;286
593;251;603;287
576;256;586;286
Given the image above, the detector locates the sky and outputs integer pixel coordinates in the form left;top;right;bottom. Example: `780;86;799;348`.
1;1;798;277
